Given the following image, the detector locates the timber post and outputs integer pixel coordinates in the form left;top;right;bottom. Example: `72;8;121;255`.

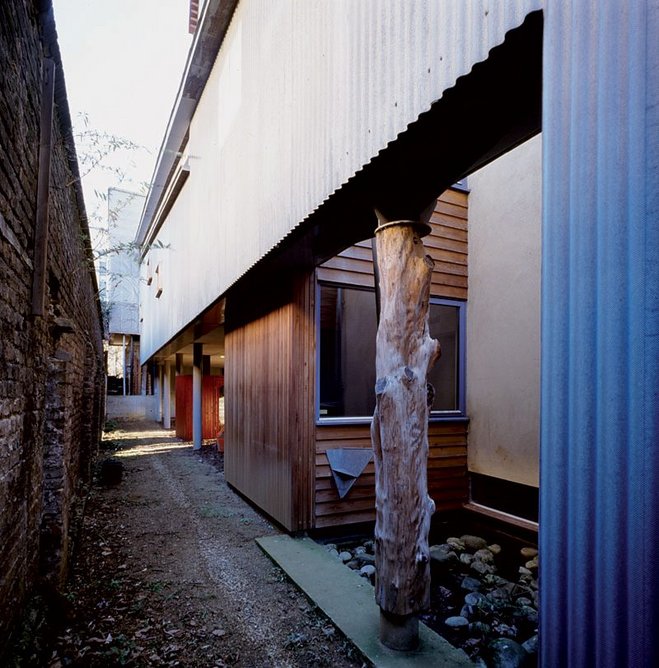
371;212;440;651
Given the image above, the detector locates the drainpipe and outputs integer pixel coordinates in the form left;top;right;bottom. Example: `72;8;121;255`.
192;343;203;450
122;334;126;396
163;361;172;429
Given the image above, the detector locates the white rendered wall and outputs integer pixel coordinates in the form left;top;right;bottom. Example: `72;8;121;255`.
139;0;542;362
466;135;541;487
106;395;158;420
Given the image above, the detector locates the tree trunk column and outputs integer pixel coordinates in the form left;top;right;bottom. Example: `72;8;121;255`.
371;217;440;651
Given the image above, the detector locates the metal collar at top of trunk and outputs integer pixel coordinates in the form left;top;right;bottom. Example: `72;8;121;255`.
374;220;432;238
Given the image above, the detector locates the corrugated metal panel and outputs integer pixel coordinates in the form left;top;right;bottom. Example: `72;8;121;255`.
140;0;541;361
541;1;658;665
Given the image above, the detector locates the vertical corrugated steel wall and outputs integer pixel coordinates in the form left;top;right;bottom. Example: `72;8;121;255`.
541;1;658;665
140;0;541;361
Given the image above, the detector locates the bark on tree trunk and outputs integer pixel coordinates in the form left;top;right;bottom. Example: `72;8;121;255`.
371;216;440;648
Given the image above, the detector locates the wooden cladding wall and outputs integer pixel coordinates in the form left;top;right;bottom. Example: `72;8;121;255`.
224;273;315;532
317;188;468;300
313;188;468;528
175;375;223;441
315;422;469;528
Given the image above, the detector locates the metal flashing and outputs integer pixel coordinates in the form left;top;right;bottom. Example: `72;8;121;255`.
326;448;373;499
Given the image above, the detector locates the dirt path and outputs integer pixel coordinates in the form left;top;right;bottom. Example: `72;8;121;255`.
50;420;364;667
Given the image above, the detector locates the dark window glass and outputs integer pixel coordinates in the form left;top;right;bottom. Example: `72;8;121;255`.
319;284;463;419
319;286;377;417
428;304;459;411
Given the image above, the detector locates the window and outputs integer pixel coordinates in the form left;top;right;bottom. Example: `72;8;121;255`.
318;284;465;421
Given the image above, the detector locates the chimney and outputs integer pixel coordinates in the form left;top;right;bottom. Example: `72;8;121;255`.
188;0;199;34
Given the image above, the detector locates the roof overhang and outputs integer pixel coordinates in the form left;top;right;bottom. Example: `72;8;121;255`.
135;0;239;251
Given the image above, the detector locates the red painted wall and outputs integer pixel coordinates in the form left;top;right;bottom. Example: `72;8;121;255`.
175;375;223;440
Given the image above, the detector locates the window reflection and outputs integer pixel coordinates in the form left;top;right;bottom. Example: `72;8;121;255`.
319;284;463;419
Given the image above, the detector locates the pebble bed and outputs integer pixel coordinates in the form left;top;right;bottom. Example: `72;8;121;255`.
324;535;538;667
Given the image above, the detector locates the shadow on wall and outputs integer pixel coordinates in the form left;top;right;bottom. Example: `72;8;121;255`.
105;395;159;420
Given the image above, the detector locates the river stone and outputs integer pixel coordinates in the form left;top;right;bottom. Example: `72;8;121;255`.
360;564;376;578
488;583;515;601
325;543;337;551
460;535;488;551
465;592;486;607
460;552;474;566
516;597;533;607
493;622;518;639
519;566;533;577
357;553;375;566
447;537;466;552
354;546;366;556
484;574;510;588
474;548;494;563
488;543;502;555
522;634;538;654
430;544;458;565
328;548;339;558
514;605;539;627
488;638;528;668
346;559;360;570
520;546;538;559
471;559;495;575
364;540;375;552
460;604;472;619
339;551;352;563
461;576;482;592
445;616;469;629
469;621;491;636
511;584;533;599
525;557;538;571
438;585;453;601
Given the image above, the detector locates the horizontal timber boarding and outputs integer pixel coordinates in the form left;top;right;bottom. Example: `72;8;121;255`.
224;273;315;531
314;421;468;528
318;188;468;300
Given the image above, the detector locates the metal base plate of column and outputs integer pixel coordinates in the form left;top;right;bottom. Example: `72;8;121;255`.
379;609;419;651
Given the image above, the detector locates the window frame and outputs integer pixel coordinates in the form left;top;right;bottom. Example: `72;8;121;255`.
315;280;467;425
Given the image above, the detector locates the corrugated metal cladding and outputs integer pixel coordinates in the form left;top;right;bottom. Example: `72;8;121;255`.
541;1;658;667
140;0;541;361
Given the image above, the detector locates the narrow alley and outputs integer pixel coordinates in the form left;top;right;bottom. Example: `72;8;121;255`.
35;421;364;667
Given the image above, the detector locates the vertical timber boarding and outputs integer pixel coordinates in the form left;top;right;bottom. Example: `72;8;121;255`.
314;189;469;528
224;273;315;532
175;375;223;441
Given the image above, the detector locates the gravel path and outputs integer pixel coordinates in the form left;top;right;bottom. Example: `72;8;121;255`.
46;420;365;667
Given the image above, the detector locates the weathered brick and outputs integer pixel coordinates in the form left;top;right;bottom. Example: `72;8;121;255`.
0;1;105;657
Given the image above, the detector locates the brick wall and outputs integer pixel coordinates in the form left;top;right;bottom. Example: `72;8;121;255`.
0;0;105;653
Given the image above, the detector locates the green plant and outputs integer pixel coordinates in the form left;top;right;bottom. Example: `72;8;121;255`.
103;418;119;432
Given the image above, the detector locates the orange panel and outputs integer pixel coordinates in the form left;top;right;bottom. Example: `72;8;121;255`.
175;375;223;441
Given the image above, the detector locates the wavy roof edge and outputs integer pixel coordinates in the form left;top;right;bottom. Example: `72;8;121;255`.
136;0;239;249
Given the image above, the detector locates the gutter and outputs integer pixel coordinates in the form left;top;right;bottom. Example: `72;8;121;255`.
135;0;239;253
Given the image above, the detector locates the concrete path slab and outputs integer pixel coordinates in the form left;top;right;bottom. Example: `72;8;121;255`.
256;534;473;667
